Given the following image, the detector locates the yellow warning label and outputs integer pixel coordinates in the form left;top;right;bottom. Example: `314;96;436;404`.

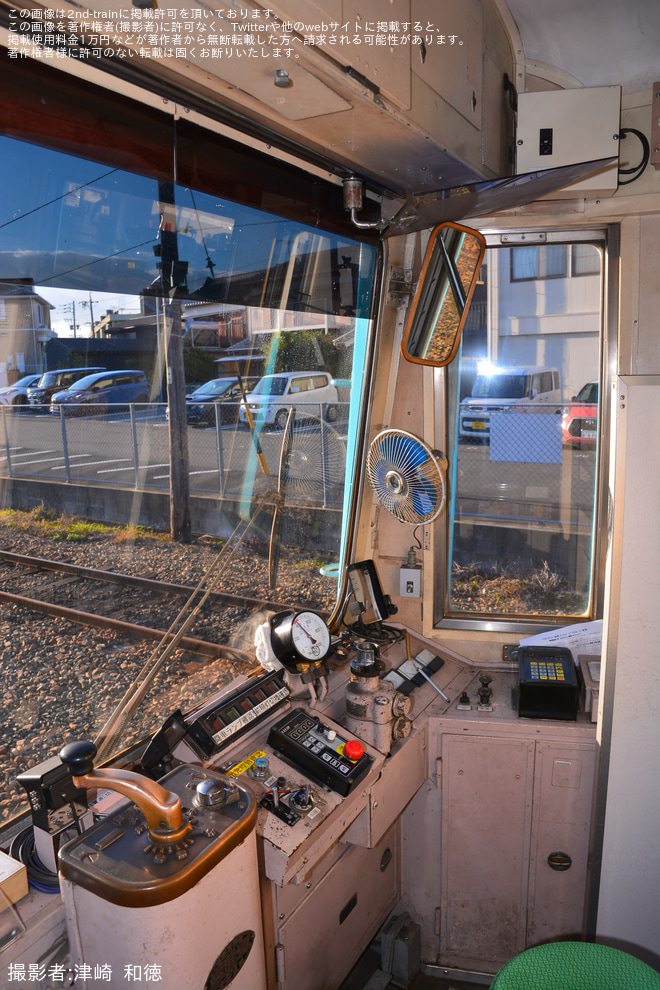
225;750;266;778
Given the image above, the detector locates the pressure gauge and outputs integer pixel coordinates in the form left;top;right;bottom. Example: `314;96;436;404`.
270;610;332;668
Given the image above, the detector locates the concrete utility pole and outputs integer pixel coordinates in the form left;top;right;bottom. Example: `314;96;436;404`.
158;181;191;543
80;295;99;336
63;301;78;337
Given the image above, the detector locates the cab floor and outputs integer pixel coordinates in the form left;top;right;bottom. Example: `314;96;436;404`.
339;944;492;990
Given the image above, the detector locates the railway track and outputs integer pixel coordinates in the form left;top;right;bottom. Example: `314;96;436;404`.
0;534;335;822
0;549;291;661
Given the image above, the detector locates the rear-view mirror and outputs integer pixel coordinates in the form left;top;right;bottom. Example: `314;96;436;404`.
401;222;486;367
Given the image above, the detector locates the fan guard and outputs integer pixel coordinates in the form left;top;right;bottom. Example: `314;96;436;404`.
367;429;446;524
280;422;346;500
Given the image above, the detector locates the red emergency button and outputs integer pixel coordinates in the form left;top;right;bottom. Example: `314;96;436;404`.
344;739;364;761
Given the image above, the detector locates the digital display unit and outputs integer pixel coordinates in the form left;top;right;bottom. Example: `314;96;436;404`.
517;646;580;721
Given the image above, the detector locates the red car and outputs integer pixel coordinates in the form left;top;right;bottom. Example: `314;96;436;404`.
562;381;599;448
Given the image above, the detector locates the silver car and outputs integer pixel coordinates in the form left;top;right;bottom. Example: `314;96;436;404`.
0;373;42;406
238;371;339;430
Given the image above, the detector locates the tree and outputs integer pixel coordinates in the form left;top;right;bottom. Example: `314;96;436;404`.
271;329;341;376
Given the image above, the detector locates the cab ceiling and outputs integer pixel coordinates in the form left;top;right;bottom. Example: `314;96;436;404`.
1;0;657;203
508;0;660;95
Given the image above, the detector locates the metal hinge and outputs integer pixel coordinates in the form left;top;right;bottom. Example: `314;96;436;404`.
276;943;286;989
387;266;413;306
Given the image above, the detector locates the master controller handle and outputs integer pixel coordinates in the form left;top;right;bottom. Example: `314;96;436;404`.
60;741;192;844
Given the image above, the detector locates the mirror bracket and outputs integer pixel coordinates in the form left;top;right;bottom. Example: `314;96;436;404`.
343;176;388;232
387;266;414;307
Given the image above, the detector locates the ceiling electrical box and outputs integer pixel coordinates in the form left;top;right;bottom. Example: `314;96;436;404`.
516;86;621;196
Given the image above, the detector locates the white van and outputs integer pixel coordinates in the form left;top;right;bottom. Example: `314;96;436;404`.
238;371;339;430
459;365;561;441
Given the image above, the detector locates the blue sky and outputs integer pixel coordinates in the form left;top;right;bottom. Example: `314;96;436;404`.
37;287;142;337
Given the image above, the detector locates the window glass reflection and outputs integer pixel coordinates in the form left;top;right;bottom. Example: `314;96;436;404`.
0;132;376;822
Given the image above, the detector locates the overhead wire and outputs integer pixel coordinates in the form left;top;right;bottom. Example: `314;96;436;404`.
0;167;120;231
93;494;275;763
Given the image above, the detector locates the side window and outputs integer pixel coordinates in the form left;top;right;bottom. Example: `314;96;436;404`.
311;375;328;389
291;377;311;392
443;233;606;622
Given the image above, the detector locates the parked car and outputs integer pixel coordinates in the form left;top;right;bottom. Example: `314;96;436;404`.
184;376;259;426
458;365;561;441
50;370;149;415
238;371;339;430
562;381;599;448
27;367;106;408
0;373;42;406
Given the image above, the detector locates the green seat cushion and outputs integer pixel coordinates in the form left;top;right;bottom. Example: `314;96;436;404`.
490;941;660;990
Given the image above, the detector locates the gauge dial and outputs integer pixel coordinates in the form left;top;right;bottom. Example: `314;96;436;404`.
290;611;331;660
270;610;332;667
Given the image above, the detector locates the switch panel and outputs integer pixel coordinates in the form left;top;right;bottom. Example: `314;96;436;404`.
400;566;421;597
516;86;621;196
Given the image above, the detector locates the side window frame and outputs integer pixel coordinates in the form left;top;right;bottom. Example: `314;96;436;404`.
432;225;617;634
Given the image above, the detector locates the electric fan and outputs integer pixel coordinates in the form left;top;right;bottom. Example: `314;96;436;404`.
366;429;447;524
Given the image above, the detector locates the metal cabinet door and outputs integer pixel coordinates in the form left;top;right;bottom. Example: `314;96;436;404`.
527;740;598;944
440;733;535;971
276;822;400;990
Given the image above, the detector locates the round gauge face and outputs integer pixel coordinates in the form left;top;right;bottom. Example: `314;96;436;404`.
289;611;331;661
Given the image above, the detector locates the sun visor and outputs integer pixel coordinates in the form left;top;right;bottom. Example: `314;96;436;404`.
382;157;617;236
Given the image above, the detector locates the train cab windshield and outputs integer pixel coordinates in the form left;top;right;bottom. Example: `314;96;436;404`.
0;10;658;989
0;124;378;822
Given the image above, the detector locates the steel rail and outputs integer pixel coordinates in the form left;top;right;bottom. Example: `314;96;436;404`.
0;586;253;661
0;550;290;613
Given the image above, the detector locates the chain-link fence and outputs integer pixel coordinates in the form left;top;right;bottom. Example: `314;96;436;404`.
455;403;597;527
0;402;348;507
450;402;599;594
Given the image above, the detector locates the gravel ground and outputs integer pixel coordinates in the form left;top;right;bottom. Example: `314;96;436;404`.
0;518;337;825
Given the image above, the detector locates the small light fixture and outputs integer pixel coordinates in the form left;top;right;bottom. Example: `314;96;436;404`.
274;69;293;89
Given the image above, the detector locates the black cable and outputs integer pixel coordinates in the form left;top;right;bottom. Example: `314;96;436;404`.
353;617;403;644
8;827;60;893
503;73;518;113
618;128;650;185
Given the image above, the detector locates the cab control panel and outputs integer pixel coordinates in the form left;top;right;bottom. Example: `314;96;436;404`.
187;671;289;756
267;708;373;797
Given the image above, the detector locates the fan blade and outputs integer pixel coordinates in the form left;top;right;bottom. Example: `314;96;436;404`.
379;432;429;470
411;478;438;517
